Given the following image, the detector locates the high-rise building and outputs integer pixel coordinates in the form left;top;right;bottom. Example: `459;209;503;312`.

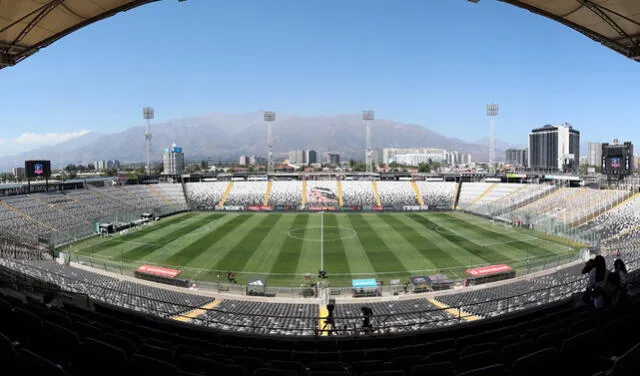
528;123;580;172
305;150;317;164
505;148;528;168
94;160;121;171
12;167;25;180
588;143;603;167
239;155;250;166
163;144;185;175
288;149;306;165
327;152;340;165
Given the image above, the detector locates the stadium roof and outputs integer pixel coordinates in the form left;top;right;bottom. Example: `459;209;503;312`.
498;0;640;61
0;0;161;69
1;1;639;70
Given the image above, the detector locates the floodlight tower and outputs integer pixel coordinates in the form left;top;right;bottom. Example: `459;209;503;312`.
264;111;276;175
363;110;375;173
143;107;154;175
487;104;499;175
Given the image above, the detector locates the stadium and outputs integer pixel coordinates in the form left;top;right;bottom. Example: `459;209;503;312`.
1;1;640;376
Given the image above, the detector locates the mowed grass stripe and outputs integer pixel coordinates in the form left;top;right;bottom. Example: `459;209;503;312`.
162;215;252;266
347;214;406;273
407;214;517;264
321;214;350;274
79;212;195;255
117;213;223;261
378;214;459;269
436;213;554;258
213;214;283;271
269;214;309;275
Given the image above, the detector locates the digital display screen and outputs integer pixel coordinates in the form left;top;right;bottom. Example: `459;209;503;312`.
611;157;621;168
25;160;51;178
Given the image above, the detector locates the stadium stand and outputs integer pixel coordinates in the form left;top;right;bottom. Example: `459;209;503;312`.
341;181;377;207
0;253;638;376
513;188;629;226
376;181;419;207
458;183;494;209
471;184;556;218
305;181;340;206
416;181;457;210
224;181;268;206
269;181;303;206
581;194;640;243
195;300;317;335
184;182;228;210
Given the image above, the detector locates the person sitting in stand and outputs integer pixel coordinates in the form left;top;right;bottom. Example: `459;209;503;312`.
227;271;237;284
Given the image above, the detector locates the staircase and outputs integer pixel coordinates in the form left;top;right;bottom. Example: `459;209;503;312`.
218;182;234;207
371;181;382;207
263;181;272;206
454;182;462;210
148;185;172;205
411;181;425;207
301;181;308;206
336;180;344;207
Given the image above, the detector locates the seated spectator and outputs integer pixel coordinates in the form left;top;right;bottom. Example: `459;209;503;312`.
614;258;628;288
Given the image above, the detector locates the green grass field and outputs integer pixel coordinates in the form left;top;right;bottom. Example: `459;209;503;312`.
63;212;580;286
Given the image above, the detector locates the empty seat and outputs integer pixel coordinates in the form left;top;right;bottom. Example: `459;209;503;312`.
457;364;507;376
411;362;455;376
458;350;501;373
129;354;179;376
510;348;561;376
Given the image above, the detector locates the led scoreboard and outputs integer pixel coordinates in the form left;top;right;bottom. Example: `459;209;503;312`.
602;141;633;177
25;160;51;179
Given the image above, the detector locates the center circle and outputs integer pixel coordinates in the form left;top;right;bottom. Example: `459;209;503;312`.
287;226;357;242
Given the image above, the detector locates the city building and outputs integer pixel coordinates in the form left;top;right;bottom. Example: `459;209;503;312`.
239;155;250;166
588;143;603;167
305;150;317;164
327;152;340;165
383;148;447;165
94;160;120;171
288;149;306;165
528;123;580;172
162;144;185;175
12;167;25;180
391;153;446;166
505;148;528;168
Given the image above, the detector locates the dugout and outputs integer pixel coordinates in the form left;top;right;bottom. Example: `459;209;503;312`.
247;279;272;297
425;274;454;291
134;265;190;288
352;279;381;298
410;276;430;293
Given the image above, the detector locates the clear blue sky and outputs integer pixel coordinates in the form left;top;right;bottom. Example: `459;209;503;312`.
1;0;639;157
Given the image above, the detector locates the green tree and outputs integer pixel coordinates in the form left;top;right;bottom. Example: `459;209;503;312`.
418;162;430;173
352;163;366;172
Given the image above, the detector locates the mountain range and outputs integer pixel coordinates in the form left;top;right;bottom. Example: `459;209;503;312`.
0;112;525;170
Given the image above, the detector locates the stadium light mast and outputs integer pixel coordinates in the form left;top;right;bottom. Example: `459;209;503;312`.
143;107;154;175
487;104;499;175
264;111;276;175
363;110;375;173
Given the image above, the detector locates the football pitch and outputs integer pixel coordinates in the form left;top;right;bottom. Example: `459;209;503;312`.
64;212;580;286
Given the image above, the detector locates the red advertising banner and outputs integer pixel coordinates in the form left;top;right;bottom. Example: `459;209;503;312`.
247;205;274;212
373;205;384;212
308;206;337;211
136;265;182;278
466;264;513;277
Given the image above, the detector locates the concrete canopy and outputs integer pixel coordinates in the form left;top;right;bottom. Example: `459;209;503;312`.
499;0;640;61
0;0;160;69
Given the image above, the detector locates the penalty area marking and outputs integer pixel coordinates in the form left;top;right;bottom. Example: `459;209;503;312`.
287;226;357;242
